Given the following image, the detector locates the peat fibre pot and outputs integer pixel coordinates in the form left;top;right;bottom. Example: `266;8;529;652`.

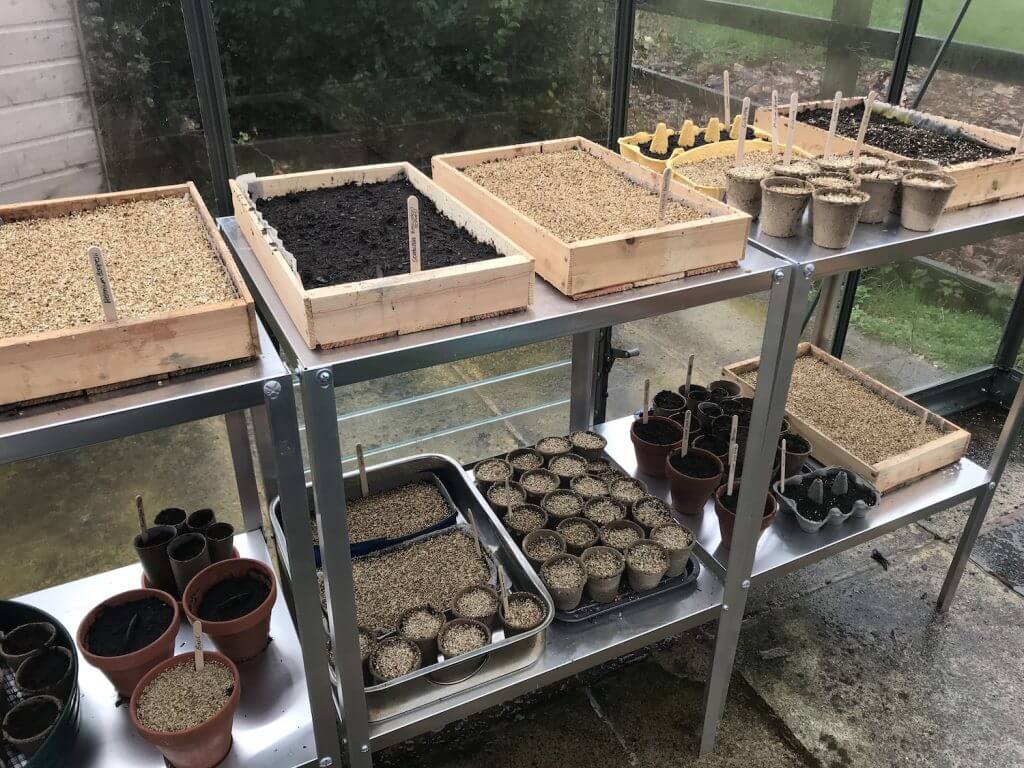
76;588;180;696
630;416;683;477
15;646;74;701
759;176;811;238
130;651;240;768
858;168;901;223
185;508;216;535
2;694;62;757
900;171;957;232
580;546;625;604
713;483;778;549
811;188;869;249
0;621;56;671
167;533;212;596
183;558;277;663
664;447;724;516
724;165;768;218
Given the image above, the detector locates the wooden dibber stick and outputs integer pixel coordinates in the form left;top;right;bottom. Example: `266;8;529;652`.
736;97;751;165
407;195;421;273
193;620;204;672
853;91;877;159
355;443;369;497
783;91;798;165
823;91;842;158
642;379;651;424
657;167;673;225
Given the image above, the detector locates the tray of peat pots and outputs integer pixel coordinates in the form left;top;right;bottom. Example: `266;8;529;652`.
758;94;1024;210
773;466;880;533
320;454;553;723
1;601;80;766
130;645;240;768
231;162;535;350
432;137;750;299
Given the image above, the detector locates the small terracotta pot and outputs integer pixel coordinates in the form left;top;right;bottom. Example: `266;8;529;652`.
665;447;724;516
77;588;180;696
713;483;778;549
652;389;687;418
182;558;277;663
630;417;683;477
2;695;62;757
0;621;56;671
580;546;625;603
130;651;240;768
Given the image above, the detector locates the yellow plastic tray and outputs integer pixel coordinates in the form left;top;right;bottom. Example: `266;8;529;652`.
668;140;813;201
618;125;773;174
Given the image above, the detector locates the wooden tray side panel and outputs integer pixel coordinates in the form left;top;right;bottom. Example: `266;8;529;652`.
0;184;191;222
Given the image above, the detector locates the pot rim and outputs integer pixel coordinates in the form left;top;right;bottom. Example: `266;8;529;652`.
182;557;277;632
714;483;779;519
665;446;725;481
580;545;626;577
437;617;492;657
623;538;670;574
77;588;181;669
2;694;63;741
499;591;549;630
630;416;684;448
15;646;73;694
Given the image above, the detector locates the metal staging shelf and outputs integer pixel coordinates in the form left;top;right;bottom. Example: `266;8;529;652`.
597;415;990;582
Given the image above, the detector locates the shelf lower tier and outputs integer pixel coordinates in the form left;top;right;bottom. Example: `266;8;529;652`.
13;530;316;768
597;415;989;582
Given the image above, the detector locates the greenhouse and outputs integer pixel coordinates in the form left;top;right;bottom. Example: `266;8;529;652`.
1;1;1023;766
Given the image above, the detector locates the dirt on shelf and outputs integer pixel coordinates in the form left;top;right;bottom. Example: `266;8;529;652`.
256;178;502;288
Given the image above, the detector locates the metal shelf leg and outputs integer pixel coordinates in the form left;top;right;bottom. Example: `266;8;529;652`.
938;373;1024;611
300;368;374;768
263;375;344;765
224;410;263;533
571;330;600;431
699;265;812;755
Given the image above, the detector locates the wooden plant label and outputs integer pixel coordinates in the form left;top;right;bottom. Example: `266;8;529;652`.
681;410;691;458
193;620;204;672
642;379;650;424
736;97;751;164
407;195;421;273
657;167;672;225
685;353;694;396
854;91;877;159
722;69;731;125
135;494;147;538
784;92;798;165
770;90;779;155
86;245;118;321
824;91;842;157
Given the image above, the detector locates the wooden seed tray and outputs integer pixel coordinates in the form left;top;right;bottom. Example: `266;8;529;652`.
753;96;1024;211
0;184;259;409
721;343;970;493
431;137;750;300
230;163;535;350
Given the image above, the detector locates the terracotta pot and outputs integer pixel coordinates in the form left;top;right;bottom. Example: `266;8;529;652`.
630;417;683;477
182;558;277;663
664;448;724;516
130;651;240;768
713;483;778;549
77;588;180;696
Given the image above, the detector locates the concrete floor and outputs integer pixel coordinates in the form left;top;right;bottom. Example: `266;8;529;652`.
3;298;1021;766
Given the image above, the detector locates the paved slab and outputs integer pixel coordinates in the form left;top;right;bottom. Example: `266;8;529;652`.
971;509;1024;596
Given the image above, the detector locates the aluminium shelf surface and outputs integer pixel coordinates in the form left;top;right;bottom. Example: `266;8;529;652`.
597;415;988;582
0;322;286;465
14;530;317;768
219;216;786;385
749;195;1024;277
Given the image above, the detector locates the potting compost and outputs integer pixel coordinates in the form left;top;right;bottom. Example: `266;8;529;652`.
17;648;70;690
633;420;683;445
85;597;174;656
669;451;722;479
197;575;271;622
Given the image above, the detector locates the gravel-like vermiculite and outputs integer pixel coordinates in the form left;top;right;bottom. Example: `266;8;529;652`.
524;535;563;561
652;524;693;550
677;153;775;188
441;623;489;656
559;519;596;548
602;525;641;550
585;550;624;578
504;595;544;628
610;479;646;504
544;492;583;518
627;543;668;573
373;639;419;680
400;607;443;641
353;530;489;632
740;356;943;464
633;497;673;528
1;197;237;338
464;150;706;243
549;454;587;478
586;458;616;476
136;661;234;733
505;505;545;532
508;451;544;471
535;436;572;454
541;558;585;589
475;459;512;483
570;431;606;450
455;586;497;619
573;475;609;498
345;481;451;544
585;499;626;525
521;471;559;495
489;484;526;507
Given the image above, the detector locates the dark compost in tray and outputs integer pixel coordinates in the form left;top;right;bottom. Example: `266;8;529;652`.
798;104;1010;166
638;127;757;160
257;178;501;288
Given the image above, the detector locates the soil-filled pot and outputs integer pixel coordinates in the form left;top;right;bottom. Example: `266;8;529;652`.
205;522;235;563
780;433;812;478
2;695;62;757
77;588;180;696
185;508;216;535
580;546;625;603
535;435;572;461
474;458;513;490
369;637;422;684
486;481;527;516
452;584;500;630
858;168;901;223
505;448;545;479
167;533;212;596
652;389;687;418
520;468;561;503
15;646;74;700
669;410;703;443
539;554;586;611
598;519;645;553
725;165;768;218
499;592;548;636
437;618;491;660
570;473;611;501
759;176;812;238
134;525;178;596
709;379;741;398
569;430;607;460
692;434;729;465
665;447;724;516
548;453;589;488
890;158;942;213
582;496;628;527
0;621;56;671
154;507;188;535
630;416;684;477
623;539;669;592
900;171;957;232
130;651;240;768
713;483;778;549
556;517;600;555
630;495;674;532
651;524;695;578
397;604;445;662
807;171;860;192
183;558;277;663
812;188;869;249
540;489;586;527
695;401;724;430
522;529;567;569
504;503;548;541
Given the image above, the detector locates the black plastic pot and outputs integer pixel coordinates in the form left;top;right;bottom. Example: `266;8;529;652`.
133;525;178;596
167;533;211;595
205;522;235;563
695;401;724;430
154;507;187;535
185;508;216;534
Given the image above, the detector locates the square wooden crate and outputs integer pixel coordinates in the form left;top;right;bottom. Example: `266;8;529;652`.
721;343;970;493
0;184;259;409
431;137;750;299
230;163;535;350
754;96;1024;211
